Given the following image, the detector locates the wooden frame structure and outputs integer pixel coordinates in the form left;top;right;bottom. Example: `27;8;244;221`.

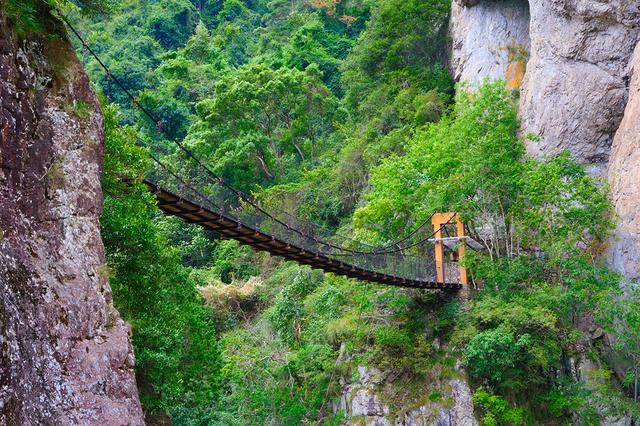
431;213;468;290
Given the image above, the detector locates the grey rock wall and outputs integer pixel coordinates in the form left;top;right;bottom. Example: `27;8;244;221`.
336;366;477;426
608;42;640;283
0;10;144;425
450;0;530;87
519;0;640;173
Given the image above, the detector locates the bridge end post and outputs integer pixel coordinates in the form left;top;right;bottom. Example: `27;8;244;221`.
455;218;469;299
431;213;448;285
432;213;470;298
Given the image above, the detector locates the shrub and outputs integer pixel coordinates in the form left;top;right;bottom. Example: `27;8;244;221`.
464;329;530;389
199;276;263;330
269;268;323;345
472;389;525;426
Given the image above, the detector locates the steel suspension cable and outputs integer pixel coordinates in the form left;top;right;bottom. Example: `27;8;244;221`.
58;11;443;258
326;213;457;256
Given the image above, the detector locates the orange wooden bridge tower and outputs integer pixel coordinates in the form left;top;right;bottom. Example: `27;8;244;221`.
431;213;470;296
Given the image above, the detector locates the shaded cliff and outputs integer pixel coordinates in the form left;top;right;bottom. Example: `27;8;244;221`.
519;0;639;172
450;0;530;88
0;7;143;424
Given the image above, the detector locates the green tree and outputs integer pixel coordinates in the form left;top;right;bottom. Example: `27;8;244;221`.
341;0;452;119
189;63;341;189
601;285;640;402
101;104;221;418
472;389;525;426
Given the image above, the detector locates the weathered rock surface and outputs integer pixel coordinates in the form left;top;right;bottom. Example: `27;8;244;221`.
450;0;640;281
450;0;530;87
0;10;144;425
608;42;640;283
452;0;640;172
519;0;640;172
337;366;477;426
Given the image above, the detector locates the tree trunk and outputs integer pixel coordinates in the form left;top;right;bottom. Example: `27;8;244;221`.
292;140;305;162
256;154;274;179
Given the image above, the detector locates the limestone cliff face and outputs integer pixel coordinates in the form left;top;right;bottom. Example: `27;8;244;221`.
450;0;530;88
519;0;640;172
608;43;640;283
0;9;144;425
336;365;477;426
449;0;640;282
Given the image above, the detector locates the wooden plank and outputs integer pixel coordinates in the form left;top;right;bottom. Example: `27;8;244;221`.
145;181;457;290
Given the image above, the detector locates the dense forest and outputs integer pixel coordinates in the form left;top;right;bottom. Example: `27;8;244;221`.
6;0;640;424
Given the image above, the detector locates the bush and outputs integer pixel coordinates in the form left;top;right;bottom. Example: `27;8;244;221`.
374;324;412;352
472;389;525;426
464;329;530;389
269;268;323;345
199;276;263;330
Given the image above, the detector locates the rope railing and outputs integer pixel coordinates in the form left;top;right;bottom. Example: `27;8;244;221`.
59;11;461;286
60;14;441;253
148;144;442;283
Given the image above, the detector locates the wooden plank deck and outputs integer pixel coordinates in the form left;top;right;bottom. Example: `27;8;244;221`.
146;181;461;291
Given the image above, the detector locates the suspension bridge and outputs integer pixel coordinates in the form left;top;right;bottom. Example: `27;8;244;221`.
63;16;472;292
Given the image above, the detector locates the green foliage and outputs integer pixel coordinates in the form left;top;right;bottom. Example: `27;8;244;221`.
101;104;221;418
145;0;198;49
464;329;532;388
209;240;259;283
190;63;342;189
472;389;525;426
356;81;614;254
3;0;113;39
374;324;413;351
215;265;463;424
539;380;598;423
159;217;218;268
4;0;49;37
354;81;522;242
215;265;345;424
460;287;563;390
342;0;452;120
269;268;323;344
282;14;349;94
600;284;640;402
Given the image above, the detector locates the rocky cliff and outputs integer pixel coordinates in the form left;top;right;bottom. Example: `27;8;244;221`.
336;365;476;426
450;0;640;283
0;8;144;424
450;0;530;88
608;42;640;283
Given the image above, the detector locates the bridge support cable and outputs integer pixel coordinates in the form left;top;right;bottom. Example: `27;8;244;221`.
57;11;468;290
58;12;453;256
